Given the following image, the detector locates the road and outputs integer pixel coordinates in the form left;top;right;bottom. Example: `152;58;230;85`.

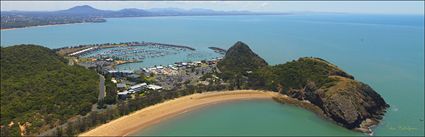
98;74;105;100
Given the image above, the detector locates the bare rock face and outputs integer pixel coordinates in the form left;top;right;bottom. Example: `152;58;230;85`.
268;58;389;133
319;77;389;131
280;59;389;133
218;42;389;133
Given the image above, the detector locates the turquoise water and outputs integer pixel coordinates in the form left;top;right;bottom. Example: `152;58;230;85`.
79;45;221;71
134;99;361;136
1;14;424;136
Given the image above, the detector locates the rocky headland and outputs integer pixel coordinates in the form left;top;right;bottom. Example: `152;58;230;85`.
216;41;389;134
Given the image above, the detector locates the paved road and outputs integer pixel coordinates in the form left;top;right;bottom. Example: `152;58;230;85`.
98;74;105;100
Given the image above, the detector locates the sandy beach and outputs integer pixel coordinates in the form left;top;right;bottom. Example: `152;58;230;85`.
79;90;280;136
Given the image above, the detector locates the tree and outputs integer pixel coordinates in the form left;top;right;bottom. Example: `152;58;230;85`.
56;127;63;137
77;118;86;132
0;126;9;137
1;45;99;135
97;99;106;109
65;123;75;137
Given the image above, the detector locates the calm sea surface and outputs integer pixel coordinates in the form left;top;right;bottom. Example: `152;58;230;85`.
1;14;424;136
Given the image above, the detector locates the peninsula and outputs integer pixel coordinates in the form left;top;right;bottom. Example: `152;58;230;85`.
0;41;388;136
78;41;389;136
215;41;389;133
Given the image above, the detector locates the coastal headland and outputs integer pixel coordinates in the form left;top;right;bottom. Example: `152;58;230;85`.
79;90;285;136
2;41;389;136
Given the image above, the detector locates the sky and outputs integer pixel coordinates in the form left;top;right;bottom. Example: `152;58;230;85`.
1;1;424;15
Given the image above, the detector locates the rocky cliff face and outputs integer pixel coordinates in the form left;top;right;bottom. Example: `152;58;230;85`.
217;42;389;133
319;76;389;132
276;58;389;133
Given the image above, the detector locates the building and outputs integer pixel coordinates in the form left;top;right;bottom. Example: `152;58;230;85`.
127;74;140;82
156;65;164;69
129;83;147;93
128;89;136;94
117;91;129;100
111;79;118;84
147;84;162;90
116;83;126;89
107;70;134;77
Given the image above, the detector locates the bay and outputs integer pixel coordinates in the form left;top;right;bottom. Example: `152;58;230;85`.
133;99;361;136
1;13;423;136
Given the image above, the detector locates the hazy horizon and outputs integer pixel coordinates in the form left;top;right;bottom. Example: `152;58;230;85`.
1;1;424;15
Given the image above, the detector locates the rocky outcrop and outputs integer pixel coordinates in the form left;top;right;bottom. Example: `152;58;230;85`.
319;76;388;132
275;58;389;133
217;41;268;74
217;42;389;134
217;41;268;89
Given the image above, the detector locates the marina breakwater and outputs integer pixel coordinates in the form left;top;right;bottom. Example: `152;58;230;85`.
61;41;223;72
208;47;227;54
60;41;196;57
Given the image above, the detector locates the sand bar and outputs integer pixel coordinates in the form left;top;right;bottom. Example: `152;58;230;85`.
79;90;279;136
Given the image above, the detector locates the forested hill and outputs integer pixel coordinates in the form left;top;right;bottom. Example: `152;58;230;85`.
0;45;99;136
217;41;268;89
217;41;389;133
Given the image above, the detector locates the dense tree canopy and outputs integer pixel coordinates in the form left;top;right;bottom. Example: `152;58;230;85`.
257;57;354;92
0;45;99;135
217;41;268;89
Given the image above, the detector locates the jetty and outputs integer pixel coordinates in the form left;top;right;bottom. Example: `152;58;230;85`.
208;47;227;54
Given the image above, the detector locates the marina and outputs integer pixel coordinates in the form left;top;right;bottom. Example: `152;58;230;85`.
63;41;224;72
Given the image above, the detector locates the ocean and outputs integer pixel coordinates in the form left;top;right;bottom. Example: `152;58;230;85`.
1;13;424;136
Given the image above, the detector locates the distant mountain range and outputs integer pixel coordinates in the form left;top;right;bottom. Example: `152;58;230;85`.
1;5;286;29
2;5;284;17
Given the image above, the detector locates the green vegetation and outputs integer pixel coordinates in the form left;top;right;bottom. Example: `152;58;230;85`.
0;42;388;135
1;16;106;30
216;41;388;131
0;45;99;136
41;83;230;136
217;41;268;89
253;57;354;92
103;74;117;105
216;41;354;93
137;73;156;84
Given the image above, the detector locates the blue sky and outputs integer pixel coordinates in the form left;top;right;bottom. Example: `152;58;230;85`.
1;1;424;15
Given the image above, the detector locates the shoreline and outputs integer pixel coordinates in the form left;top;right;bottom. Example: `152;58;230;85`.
1;14;290;31
79;90;280;136
0;22;91;31
78;90;375;136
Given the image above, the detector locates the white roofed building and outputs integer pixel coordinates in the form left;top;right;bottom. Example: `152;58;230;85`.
147;84;162;90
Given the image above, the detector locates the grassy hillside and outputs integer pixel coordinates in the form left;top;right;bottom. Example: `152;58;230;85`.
262;57;354;92
0;45;99;136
